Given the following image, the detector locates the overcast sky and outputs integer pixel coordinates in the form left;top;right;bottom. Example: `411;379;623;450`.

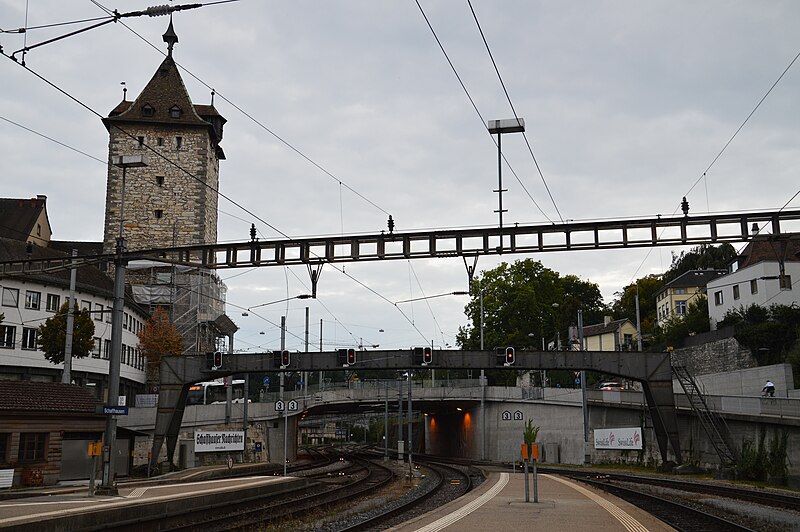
2;1;799;354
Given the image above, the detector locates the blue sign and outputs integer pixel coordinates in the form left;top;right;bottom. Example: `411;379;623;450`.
103;406;129;415
255;442;263;452
262;376;270;386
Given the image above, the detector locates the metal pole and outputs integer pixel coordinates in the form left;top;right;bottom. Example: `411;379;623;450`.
407;370;413;476
533;458;539;503
304;306;309;396
524;459;530;502
397;377;403;462
319;319;323;391
100;164;130;493
61;249;77;384
281;316;287;476
384;381;389;461
635;291;643;352
479;283;486;461
578;310;589;464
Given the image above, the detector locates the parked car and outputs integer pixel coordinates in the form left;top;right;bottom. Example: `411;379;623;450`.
598;382;624;391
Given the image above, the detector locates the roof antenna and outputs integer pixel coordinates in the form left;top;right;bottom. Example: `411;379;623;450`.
121;81;127;101
211;89;215;106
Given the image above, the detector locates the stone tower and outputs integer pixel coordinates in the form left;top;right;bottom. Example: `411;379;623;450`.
102;20;225;255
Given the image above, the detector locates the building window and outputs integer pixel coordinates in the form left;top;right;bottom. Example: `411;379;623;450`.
2;288;19;308
675;301;687;316
105;307;112;323
103;339;111;359
169;105;182;118
25;290;41;310
733;285;740;300
714;291;723;306
156;175;164;186
750;279;758;295
780;275;793;290
175;136;183;149
81;300;91;312
94;303;103;321
36;224;42;237
0;326;15;348
157;137;164;147
21;327;37;350
154;209;163;219
0;433;8;464
17;433;47;462
674;288;686;295
141;104;155;117
137;136;145;148
46;293;60;312
123;313;129;330
93;338;101;359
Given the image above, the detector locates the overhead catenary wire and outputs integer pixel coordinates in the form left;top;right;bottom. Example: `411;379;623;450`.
414;0;554;224
466;0;564;223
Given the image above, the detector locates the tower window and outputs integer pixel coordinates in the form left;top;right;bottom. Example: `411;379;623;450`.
157;137;164;146
141;104;155;117
169;105;182;118
156;176;165;186
154;209;164;219
137;136;144;148
176;136;183;149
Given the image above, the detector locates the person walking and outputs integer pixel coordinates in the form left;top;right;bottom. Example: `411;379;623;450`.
762;380;775;397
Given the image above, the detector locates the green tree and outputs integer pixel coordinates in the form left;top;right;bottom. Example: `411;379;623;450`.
611;274;662;336
718;304;800;366
456;259;607;385
649;297;710;350
37;302;95;364
663;243;736;284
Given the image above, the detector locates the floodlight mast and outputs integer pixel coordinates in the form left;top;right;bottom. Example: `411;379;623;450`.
487;118;525;244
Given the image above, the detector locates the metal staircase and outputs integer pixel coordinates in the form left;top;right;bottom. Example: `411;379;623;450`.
673;364;738;465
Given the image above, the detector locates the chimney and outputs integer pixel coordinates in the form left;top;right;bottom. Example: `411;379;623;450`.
604;316;612;327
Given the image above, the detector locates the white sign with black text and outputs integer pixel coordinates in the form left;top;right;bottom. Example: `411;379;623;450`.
195;431;245;453
594;427;642;450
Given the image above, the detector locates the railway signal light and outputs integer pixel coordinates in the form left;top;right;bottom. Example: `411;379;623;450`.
280;350;290;368
505;347;515;366
495;347;515;366
212;351;223;369
338;348;356;367
423;347;433;365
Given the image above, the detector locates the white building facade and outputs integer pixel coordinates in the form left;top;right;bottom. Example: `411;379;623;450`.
707;261;800;329
0;274;148;400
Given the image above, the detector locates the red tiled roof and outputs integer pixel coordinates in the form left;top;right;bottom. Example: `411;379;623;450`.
738;235;800;269
0;382;101;414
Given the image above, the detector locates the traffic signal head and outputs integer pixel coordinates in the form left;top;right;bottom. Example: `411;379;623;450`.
505;347;515;366
423;347;433;365
346;348;356;365
213;351;223;369
280;350;290;368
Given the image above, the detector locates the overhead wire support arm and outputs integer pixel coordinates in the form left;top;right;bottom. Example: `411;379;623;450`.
7;3;203;63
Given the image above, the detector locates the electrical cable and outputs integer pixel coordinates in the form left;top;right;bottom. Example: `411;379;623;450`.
466;0;564;223
414;0;554;224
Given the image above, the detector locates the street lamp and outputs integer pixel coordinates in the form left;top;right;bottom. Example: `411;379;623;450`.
487;118;525;243
100;154;147;494
247;293;312;312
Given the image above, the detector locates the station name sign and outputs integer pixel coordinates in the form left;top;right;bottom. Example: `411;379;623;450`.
594;427;642;450
195;431;245;452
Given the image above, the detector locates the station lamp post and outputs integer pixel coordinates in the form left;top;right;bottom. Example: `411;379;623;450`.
487;118;525;243
99;154;147;494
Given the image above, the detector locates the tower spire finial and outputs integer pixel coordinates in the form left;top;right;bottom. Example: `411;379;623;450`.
163;18;179;57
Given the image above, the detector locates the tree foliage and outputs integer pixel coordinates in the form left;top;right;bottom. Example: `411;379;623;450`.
649;297;710;350
37;302;95;364
611;274;662;335
138;307;183;383
663;243;736;284
717;303;800;366
456;259;607;385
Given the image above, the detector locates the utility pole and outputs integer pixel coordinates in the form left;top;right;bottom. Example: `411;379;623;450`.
407;370;413;476
304;307;309;396
578;310;589;464
61;249;77;385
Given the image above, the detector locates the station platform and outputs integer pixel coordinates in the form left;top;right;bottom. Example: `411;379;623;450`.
390;468;674;532
0;473;308;531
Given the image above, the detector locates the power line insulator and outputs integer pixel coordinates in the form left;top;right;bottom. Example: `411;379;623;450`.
681;196;689;217
145;5;172;17
387;215;395;234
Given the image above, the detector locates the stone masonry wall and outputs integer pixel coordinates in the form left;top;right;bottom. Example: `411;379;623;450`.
103;124;219;255
671;336;757;376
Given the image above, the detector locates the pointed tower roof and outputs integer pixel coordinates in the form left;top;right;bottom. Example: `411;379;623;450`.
103;20;225;147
